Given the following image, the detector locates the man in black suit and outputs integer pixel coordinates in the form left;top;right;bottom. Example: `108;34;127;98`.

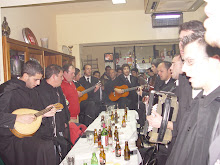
79;64;102;118
114;64;139;110
157;61;176;92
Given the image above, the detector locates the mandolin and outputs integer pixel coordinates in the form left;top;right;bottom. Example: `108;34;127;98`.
10;103;63;138
77;81;101;103
109;85;146;102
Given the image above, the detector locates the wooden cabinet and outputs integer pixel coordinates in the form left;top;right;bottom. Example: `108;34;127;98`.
2;36;75;82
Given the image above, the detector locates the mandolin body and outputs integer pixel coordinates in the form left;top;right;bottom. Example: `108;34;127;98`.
77;86;88;103
10;108;42;138
109;85;129;102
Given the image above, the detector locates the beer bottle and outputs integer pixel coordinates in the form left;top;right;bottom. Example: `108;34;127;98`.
111;111;114;121
101;126;108;148
114;126;119;141
115;140;121;157
115;110;118;123
124;141;130;161
122;115;126;128
94;129;98;143
124;106;128;120
108;126;113;146
98;129;102;148
91;152;98;165
99;145;106;165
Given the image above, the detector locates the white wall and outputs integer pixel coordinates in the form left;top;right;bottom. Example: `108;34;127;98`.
56;5;206;68
1;6;57;50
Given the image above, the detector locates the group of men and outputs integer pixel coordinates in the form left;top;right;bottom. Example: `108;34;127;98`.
0;0;219;164
144;1;220;164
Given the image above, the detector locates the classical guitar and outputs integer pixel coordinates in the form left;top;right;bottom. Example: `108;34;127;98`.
77;81;101;103
10;103;63;138
109;85;146;102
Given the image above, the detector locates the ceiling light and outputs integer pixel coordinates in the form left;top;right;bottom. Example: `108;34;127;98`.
155;14;181;19
112;0;126;5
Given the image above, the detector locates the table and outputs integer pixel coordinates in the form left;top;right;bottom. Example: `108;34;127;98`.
60;109;142;165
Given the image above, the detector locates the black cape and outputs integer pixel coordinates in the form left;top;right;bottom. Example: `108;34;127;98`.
0;78;56;165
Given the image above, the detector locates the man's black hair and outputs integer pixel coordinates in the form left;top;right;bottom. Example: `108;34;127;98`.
151;58;163;67
122;64;130;70
131;68;138;73
83;64;91;70
179;20;205;34
63;64;74;73
105;66;111;71
116;67;122;72
162;61;172;70
75;68;80;76
146;68;153;72
45;64;63;79
93;71;100;76
182;32;220;58
21;60;43;76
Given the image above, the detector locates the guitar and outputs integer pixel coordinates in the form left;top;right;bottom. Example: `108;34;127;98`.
10;103;63;138
77;81;101;103
109;85;146;102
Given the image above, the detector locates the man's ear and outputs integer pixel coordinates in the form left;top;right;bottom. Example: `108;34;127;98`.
22;73;29;81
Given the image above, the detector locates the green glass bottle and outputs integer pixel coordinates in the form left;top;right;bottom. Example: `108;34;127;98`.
91;152;98;165
101;126;108;148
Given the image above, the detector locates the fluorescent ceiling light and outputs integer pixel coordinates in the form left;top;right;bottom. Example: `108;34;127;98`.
112;0;126;5
155;14;181;19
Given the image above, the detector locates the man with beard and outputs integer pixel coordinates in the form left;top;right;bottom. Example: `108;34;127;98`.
36;64;71;164
0;60;57;165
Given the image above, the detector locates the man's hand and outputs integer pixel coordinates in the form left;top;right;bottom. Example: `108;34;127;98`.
94;84;101;93
43;105;57;117
77;91;83;97
16;114;36;124
114;88;124;94
147;110;162;128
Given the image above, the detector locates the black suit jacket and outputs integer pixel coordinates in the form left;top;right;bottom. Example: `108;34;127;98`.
159;77;176;92
115;74;139;101
79;76;100;102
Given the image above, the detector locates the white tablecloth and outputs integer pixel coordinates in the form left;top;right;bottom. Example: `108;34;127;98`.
60;109;142;165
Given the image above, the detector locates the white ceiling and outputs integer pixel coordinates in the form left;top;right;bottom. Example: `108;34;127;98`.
1;0;145;14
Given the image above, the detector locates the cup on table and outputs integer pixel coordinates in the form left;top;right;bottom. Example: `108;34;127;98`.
86;133;94;145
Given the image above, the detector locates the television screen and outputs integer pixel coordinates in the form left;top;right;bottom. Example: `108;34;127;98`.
104;53;113;62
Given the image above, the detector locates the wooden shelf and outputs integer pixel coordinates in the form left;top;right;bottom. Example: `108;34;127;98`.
2;36;75;82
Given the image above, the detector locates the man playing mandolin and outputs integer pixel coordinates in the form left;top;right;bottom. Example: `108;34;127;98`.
0;60;57;165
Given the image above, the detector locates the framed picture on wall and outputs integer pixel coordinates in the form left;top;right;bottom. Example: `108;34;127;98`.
104;53;113;62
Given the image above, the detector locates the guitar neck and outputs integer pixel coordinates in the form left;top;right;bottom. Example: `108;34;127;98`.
124;86;139;92
82;85;96;95
34;106;53;117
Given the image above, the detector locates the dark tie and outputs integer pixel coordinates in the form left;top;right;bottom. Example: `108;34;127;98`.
87;78;90;83
125;76;130;83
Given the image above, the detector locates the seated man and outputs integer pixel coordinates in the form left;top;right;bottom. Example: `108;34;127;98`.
36;64;71;164
114;64;139;110
0;60;57;165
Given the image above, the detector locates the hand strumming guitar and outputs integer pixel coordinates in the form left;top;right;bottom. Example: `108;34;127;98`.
94;83;101;93
16;114;36;124
114;88;124;94
77;91;83;97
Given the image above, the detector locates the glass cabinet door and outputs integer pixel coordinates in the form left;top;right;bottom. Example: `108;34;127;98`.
10;49;25;79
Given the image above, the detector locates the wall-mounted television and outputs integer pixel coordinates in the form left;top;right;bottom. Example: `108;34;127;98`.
104;53;113;62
